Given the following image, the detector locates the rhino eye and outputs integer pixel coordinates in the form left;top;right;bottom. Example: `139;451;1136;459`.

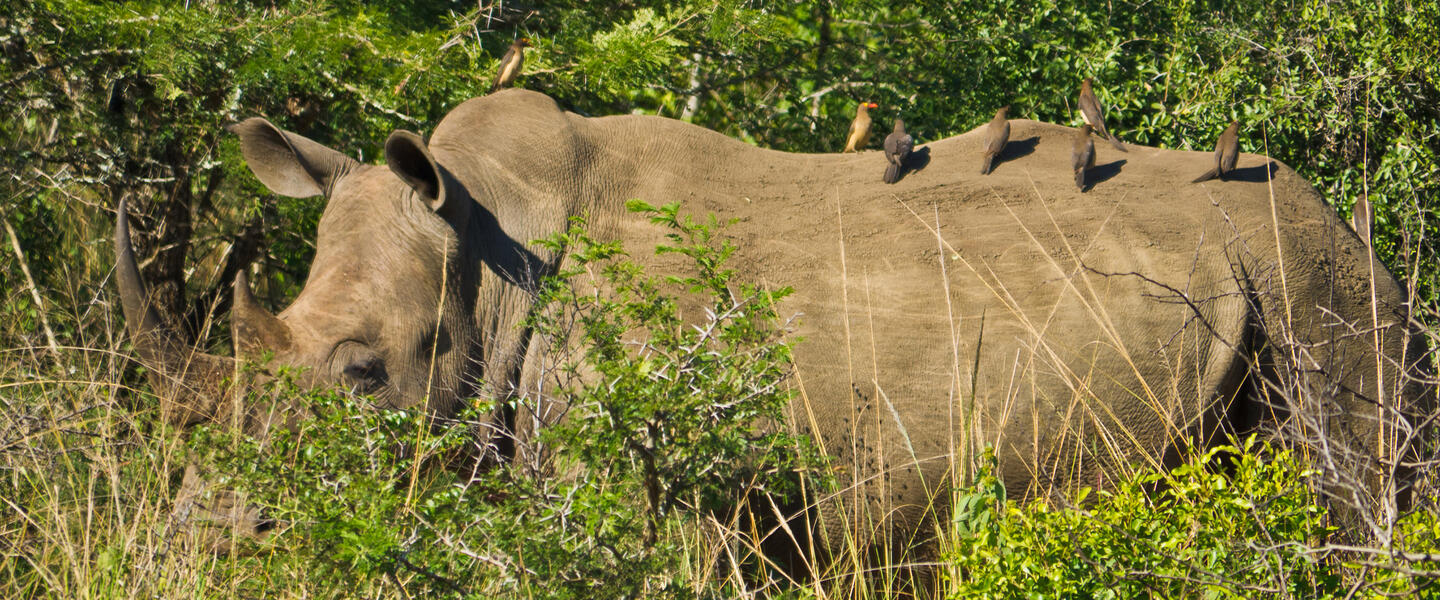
331;341;386;392
342;355;380;381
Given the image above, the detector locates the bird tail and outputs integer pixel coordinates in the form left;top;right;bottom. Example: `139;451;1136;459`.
1094;129;1128;153
980;154;994;175
884;162;901;184
1074;168;1087;191
1191;169;1219;184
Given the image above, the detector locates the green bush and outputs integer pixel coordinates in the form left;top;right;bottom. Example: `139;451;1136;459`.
195;203;810;598
944;438;1440;599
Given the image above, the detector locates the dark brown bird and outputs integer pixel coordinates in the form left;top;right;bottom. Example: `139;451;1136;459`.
1079;78;1127;152
883;119;913;184
491;38;531;92
1191;120;1241;183
1072;124;1095;191
980;105;1011;175
1352;195;1373;247
843;102;879;152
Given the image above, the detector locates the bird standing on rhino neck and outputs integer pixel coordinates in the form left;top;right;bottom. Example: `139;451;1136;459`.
1078;78;1127;152
843;102;878;152
882;118;913;184
491;38;530;92
980;105;1010;175
1352;195;1374;247
1192;120;1241;183
1072;124;1095;191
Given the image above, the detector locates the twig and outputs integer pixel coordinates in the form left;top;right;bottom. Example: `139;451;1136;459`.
1315;544;1440;564
1;209;60;354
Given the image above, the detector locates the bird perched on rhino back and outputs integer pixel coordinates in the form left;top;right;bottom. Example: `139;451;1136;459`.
1073;124;1095;191
843;101;878;153
883;119;913;184
1079;77;1127;152
1352;195;1373;248
1192;120;1241;183
491;37;531;93
981;105;1011;175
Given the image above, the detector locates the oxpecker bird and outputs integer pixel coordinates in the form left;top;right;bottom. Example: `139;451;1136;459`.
1352;195;1373;248
1072;124;1095;191
980;105;1011;175
883;119;913;184
1079;78;1127;152
843;102;879;153
1192;120;1241;183
491;38;531;92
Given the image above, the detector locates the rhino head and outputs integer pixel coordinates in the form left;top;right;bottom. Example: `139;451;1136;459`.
116;118;500;435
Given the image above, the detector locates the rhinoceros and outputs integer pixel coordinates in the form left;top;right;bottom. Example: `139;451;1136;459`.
115;89;1428;554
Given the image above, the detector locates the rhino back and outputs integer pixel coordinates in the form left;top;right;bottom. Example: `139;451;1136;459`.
415;92;1413;543
564;111;1407;531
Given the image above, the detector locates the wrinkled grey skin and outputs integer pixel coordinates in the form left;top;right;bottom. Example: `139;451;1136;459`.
117;90;1429;557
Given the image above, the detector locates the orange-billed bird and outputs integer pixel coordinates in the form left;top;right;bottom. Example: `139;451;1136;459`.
491;38;531;93
843;102;879;152
1079;78;1127;152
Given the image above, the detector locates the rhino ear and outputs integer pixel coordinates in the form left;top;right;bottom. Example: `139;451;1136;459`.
384;130;448;212
228;117;357;198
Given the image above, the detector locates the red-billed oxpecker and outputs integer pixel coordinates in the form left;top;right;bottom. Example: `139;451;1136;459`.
981;105;1010;175
1192;120;1241;183
1073;124;1095;191
1079;77;1127;152
491;38;531;93
843;101;879;152
882;118;913;184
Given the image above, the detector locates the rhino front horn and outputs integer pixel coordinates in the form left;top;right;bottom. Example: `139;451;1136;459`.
113;197;233;426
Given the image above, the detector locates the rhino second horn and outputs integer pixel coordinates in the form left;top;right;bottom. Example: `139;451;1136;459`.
232;269;292;358
113;197;232;426
114;196;169;353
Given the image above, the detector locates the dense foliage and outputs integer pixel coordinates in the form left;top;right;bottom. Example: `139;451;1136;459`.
186;205;810;598
945;440;1440;598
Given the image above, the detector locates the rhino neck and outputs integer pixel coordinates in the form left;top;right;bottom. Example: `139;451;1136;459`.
425;98;825;400
584;114;826;234
428;135;578;398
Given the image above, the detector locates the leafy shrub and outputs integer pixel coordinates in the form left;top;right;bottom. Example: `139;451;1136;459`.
945;438;1440;599
195;203;810;598
529;200;810;542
